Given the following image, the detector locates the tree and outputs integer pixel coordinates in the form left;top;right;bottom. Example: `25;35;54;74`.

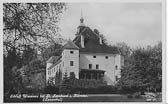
93;28;108;45
117;42;162;93
3;3;66;95
115;42;132;64
59;71;71;94
70;72;76;80
21;45;36;65
3;3;66;54
42;43;63;61
147;42;162;91
4;48;22;94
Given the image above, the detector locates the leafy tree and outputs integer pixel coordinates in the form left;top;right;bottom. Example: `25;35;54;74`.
93;28;108;45
4;48;22;94
30;71;46;93
3;3;66;95
59;71;72;94
42;43;63;61
115;42;132;63
21;45;36;65
117;42;162;93
70;72;76;80
147;42;162;91
3;3;66;53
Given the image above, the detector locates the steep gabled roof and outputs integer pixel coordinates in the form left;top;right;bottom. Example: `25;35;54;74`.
63;41;79;50
73;26;120;54
80;40;119;54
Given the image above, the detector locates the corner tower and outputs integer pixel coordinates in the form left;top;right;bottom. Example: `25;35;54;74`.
61;41;80;79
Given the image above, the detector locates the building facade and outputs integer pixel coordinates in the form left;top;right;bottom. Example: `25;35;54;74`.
46;17;124;85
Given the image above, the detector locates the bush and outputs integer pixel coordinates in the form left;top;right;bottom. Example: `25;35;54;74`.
43;85;59;94
127;94;133;98
133;92;141;98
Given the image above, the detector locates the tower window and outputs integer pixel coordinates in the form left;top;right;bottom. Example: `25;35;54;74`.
115;76;118;81
70;61;74;66
93;56;96;58
115;65;118;70
105;56;108;59
70;51;74;54
96;64;99;69
89;64;92;69
49;70;51;75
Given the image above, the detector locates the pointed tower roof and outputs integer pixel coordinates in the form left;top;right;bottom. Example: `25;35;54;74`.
79;9;85;27
80;9;84;23
63;41;79;50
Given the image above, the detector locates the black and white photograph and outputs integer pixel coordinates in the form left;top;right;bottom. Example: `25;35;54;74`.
2;0;166;103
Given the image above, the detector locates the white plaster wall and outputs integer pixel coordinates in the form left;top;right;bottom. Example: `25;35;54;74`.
79;53;122;85
62;49;79;79
46;63;52;81
46;61;62;82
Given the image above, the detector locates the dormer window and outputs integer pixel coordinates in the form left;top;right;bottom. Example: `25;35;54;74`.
70;51;74;54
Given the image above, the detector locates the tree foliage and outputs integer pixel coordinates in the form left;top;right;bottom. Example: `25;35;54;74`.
3;3;66;95
3;3;66;53
42;43;63;61
117;42;162;93
4;49;23;94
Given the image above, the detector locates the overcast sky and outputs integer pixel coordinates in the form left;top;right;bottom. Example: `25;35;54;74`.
59;3;162;48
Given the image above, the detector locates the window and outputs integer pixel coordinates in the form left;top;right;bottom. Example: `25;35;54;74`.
115;76;118;81
115;65;118;70
49;70;50;75
70;61;74;66
70;51;74;54
96;64;99;69
89;64;92;69
93;56;96;58
105;56;108;59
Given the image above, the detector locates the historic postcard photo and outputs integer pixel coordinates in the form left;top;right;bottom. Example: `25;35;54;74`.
3;0;165;103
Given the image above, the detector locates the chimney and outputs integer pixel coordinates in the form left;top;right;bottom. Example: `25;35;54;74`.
99;36;102;45
81;35;84;48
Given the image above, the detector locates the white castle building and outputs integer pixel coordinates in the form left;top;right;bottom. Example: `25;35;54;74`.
46;16;124;85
